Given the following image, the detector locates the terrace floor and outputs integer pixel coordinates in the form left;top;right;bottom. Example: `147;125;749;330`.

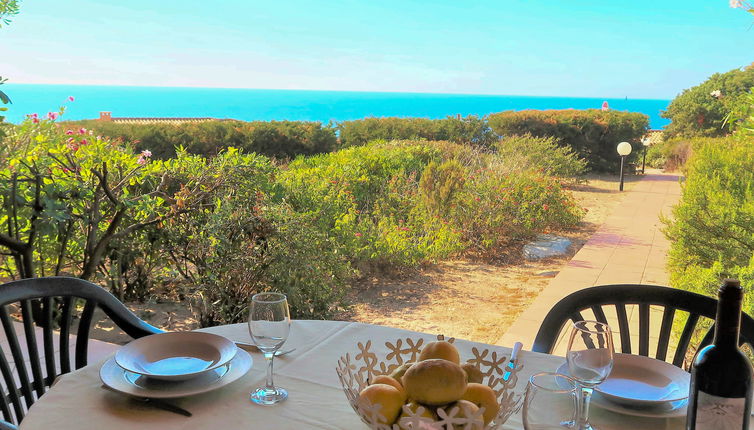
497;168;683;355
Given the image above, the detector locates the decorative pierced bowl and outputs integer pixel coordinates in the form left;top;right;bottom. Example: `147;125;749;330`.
336;335;524;429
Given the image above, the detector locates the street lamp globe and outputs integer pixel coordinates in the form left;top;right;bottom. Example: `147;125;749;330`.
617;141;632;156
642;137;651;147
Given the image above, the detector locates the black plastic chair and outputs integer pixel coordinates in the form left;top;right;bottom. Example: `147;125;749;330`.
532;284;754;369
0;277;163;425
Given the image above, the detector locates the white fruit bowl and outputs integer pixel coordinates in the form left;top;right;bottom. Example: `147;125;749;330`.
336;335;524;430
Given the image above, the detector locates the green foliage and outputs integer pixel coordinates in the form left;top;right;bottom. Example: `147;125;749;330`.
0;0;20;27
279;139;583;267
662;64;754;138
64;119;337;160
336;116;496;148
493;134;587;181
487;109;649;172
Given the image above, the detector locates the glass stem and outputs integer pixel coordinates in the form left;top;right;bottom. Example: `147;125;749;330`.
265;353;275;390
576;385;593;429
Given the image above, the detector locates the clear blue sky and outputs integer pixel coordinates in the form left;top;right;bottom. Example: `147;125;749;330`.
1;0;751;99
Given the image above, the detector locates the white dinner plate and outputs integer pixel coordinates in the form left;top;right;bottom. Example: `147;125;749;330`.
115;332;238;381
556;360;688;419
595;354;690;406
101;348;252;398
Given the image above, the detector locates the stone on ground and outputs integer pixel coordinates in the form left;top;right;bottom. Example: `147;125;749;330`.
523;234;572;260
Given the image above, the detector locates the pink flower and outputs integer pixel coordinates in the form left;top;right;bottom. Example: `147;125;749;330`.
65;130;74;135
354;232;363;237
543;204;550;211
32;118;40;124
730;0;743;7
47;112;59;121
78;128;87;135
80;139;88;145
140;149;152;158
136;156;148;165
68;96;75;102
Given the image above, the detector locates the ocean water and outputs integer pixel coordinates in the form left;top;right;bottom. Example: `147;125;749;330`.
2;84;671;129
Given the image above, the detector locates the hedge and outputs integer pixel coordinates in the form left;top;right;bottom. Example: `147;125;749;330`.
63;119;338;160
487;109;649;172
336;115;497;147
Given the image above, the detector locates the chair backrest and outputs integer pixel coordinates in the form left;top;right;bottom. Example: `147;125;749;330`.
0;277;162;425
532;284;754;369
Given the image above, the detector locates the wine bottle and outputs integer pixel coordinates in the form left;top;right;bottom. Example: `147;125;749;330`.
686;279;753;430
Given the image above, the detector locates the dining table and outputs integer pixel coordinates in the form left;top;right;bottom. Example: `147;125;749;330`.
17;320;718;429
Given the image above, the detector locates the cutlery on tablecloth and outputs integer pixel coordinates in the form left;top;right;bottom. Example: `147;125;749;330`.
100;385;192;417
503;341;523;381
234;341;296;356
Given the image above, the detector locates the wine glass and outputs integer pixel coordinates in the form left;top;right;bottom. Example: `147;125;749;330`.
566;320;614;430
248;292;291;405
523;372;578;430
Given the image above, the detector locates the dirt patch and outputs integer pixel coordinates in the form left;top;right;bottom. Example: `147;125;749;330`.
91;173;642;345
336;173;643;344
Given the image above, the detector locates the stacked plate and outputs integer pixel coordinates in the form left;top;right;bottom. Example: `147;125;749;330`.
100;332;252;398
558;353;690;418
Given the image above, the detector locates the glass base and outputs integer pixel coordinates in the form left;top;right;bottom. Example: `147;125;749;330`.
561;420;596;430
250;386;288;405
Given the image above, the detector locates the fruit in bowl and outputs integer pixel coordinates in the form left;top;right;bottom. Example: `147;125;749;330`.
354;336;503;429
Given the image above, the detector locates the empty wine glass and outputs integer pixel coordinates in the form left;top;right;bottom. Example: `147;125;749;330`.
566;320;614;430
523;372;578;430
248;292;291;405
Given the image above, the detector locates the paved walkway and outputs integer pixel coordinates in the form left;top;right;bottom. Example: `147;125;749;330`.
498;169;682;354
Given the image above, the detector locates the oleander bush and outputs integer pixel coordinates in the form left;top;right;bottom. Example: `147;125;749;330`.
65;119;338;160
662;64;754;138
487;109;649;172
336;115;496;147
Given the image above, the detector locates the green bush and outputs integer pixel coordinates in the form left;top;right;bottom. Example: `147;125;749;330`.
487;109;649;172
493;134;587;181
662;64;754;138
664;136;754;315
336;116;496;147
64;119;337;160
279;139;583;267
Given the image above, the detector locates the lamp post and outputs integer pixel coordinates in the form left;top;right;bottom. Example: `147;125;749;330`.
641;137;650;174
617;141;632;191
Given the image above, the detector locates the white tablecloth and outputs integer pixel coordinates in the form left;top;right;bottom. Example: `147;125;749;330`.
20;320;690;429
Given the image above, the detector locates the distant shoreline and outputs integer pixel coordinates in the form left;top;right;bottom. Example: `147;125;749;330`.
2;84;672;128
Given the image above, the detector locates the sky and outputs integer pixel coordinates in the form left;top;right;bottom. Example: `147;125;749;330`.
1;0;752;99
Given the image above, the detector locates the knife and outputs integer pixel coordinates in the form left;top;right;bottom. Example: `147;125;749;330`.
503;342;523;381
100;384;192;417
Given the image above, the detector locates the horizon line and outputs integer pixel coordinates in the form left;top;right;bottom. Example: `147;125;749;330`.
4;82;673;102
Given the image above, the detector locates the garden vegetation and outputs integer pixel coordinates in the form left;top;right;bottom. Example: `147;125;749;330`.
0;109;588;325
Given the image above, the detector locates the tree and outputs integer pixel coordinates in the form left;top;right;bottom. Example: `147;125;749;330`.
662;64;754;138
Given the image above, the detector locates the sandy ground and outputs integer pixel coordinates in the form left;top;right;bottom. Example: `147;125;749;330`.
336;173;643;344
90;173;642;345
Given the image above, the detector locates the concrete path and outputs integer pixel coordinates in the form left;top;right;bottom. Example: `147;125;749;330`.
498;169;682;354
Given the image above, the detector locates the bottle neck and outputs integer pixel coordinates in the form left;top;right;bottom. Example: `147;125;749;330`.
713;297;743;349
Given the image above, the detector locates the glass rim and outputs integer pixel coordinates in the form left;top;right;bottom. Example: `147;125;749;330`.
252;292;287;304
571;320;611;334
529;371;577;393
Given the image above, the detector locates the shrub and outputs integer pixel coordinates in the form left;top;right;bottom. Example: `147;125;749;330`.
662;64;754;138
336;116;496;147
487;109;649;172
279;139;583;268
493;133;587;181
64;119;337;160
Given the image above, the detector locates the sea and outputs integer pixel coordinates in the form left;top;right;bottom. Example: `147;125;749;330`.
2;84;671;129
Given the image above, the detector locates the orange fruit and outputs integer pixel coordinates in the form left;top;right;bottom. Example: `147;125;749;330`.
441;400;483;429
419;335;460;364
461;383;499;425
461;363;484;384
358;384;405;425
372;375;406;399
